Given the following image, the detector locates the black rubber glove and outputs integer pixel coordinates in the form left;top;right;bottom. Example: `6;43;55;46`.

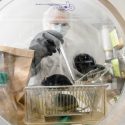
41;74;72;86
29;30;64;69
74;53;96;74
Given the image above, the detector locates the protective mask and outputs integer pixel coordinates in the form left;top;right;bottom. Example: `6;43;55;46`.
51;23;70;36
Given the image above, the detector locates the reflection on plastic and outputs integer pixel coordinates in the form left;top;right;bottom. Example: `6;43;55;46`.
0;116;11;125
60;44;75;82
98;84;125;125
36;1;75;11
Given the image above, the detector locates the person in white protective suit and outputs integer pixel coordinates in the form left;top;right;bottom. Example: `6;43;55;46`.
28;6;103;86
28;7;74;85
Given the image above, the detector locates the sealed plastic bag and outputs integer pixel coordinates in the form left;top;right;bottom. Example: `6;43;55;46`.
0;45;34;125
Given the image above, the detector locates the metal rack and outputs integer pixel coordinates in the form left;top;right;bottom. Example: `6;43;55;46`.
76;65;111;85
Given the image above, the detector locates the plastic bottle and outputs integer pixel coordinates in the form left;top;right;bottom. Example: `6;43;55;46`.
101;25;113;61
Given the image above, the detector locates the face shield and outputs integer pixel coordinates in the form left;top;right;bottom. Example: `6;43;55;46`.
42;7;71;36
49;22;70;36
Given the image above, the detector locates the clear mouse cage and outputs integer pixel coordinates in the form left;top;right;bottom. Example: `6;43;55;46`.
25;84;107;125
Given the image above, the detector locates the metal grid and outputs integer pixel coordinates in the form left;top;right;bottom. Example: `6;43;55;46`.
25;85;107;125
75;66;111;84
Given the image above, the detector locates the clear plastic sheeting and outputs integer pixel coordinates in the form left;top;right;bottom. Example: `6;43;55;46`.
0;116;11;125
0;0;125;125
0;0;115;52
98;84;125;125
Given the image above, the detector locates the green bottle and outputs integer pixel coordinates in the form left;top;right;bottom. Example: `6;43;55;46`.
0;72;8;85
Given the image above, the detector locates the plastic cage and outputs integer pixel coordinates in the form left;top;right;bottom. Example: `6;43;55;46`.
25;85;107;125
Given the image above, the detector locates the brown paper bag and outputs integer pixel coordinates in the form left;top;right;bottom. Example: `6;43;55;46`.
0;45;34;125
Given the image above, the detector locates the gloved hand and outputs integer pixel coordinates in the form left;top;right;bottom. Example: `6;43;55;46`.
73;53;96;74
29;30;64;68
41;74;72;86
